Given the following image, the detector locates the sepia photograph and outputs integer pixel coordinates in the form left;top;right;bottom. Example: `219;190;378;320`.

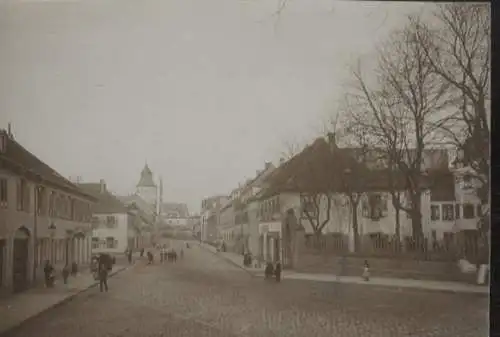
0;1;490;336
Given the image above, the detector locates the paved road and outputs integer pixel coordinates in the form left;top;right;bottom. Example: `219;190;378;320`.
3;241;488;337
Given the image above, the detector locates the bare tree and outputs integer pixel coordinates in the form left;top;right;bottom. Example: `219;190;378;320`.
343;18;454;250
413;4;490;218
280;138;303;160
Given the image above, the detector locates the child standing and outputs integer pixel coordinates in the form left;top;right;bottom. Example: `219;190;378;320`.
362;260;370;281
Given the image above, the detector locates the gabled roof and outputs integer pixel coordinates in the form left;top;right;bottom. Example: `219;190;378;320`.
256;137;452;200
78;183;128;214
428;170;456;202
0;130;96;201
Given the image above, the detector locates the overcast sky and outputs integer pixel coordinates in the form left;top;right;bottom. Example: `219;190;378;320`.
0;0;432;213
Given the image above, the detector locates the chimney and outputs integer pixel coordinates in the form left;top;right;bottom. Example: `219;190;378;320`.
99;179;106;193
7;123;13;139
265;162;271;169
279;157;285;165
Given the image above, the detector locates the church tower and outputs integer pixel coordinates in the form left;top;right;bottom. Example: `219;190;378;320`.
136;163;158;209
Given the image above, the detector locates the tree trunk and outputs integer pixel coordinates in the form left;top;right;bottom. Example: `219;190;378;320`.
410;192;424;251
352;203;360;253
394;207;401;253
314;231;322;252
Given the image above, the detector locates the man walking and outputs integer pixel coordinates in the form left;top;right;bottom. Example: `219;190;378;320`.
99;263;109;292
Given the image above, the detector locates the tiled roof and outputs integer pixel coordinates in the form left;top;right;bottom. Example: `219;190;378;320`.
428;170;456;202
0;130;96;201
256;137;453;200
77;183;128;214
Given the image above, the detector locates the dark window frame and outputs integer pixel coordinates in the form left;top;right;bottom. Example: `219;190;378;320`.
430;205;440;221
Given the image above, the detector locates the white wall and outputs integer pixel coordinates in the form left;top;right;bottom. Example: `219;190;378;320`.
92;213;129;253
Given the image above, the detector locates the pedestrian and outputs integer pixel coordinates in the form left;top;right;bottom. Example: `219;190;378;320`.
147;251;153;265
362;260;370;281
127;249;133;264
71;261;78;277
98;264;109;292
275;261;282;282
265;262;274;280
160;246;165;263
140;248;145;258
62;264;70;284
43;260;54;288
180;248;184;259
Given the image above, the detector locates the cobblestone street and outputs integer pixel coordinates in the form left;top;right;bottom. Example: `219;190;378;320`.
2;242;488;337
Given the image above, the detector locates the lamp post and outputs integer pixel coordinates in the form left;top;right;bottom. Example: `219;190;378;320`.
48;223;56;264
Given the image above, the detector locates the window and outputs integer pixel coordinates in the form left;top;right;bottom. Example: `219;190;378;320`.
363;194;387;220
463;204;475;219
106;237;116;249
455;204;460;219
16;178;29;211
442;204;454;221
91;216;100;228
0;178;7;208
92;237;99;249
430;205;440;221
49;192;56;217
106;216;116;227
301;195;317;218
37;186;45;215
69;197;75;220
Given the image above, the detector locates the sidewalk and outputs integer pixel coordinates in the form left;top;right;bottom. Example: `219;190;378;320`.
0;261;134;335
198;242;488;296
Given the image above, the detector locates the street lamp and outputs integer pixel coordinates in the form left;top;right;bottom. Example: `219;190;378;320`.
48;223;56;264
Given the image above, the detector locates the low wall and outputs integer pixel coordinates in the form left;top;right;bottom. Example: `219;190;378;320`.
294;252;476;282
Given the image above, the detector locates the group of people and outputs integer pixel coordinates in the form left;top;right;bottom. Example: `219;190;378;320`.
43;260;79;288
264;260;282;282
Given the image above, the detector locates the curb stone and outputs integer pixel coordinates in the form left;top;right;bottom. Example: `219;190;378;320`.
0;264;132;336
252;272;489;296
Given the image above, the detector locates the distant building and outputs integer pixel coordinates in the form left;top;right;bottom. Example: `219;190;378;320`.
200;196;228;242
159;202;189;227
79;180;144;254
136;163;158;212
0;128;96;294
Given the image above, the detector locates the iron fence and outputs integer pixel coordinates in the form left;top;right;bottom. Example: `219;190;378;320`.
302;231;487;263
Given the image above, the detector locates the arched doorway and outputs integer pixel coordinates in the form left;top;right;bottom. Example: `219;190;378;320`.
13;227;30;293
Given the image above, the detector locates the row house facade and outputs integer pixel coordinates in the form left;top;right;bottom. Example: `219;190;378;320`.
218;162;276;255
253;135;486;264
118;194;156;249
200;196;228;243
0;129;96;294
